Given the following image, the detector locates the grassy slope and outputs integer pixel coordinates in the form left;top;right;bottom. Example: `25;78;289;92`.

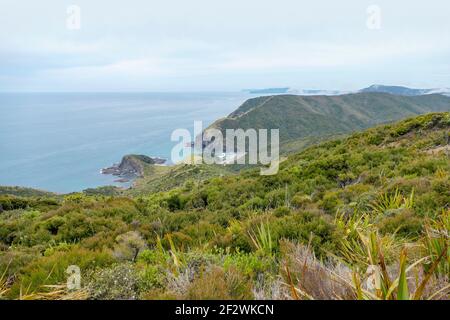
125;93;450;193
120;161;236;196
7;93;449;198
208;93;450;151
125;93;450;195
0;113;449;299
0;186;56;198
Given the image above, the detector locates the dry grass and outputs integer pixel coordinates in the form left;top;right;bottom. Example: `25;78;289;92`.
185;266;253;300
278;240;449;300
252;276;291;300
0;264;10;298
281;242;355;300
19;285;89;300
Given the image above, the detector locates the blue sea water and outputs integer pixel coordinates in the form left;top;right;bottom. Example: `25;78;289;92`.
0;92;252;193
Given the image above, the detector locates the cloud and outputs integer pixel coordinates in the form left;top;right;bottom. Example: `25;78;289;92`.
215;37;450;71
1;0;450;91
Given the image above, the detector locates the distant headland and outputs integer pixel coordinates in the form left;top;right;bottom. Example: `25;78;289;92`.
101;155;166;183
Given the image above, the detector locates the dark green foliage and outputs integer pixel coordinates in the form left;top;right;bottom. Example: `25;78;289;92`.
83;186;122;196
0;186;56;197
0;113;449;299
377;210;423;237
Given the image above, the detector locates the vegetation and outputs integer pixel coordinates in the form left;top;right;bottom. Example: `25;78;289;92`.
0;186;56;198
0;113;449;300
128;162;236;196
207;92;450;153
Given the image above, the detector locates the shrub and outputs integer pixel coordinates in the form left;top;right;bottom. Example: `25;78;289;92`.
182;221;221;245
219;220;254;253
242;197;266;211
166;194;183;211
377;210;423;237
0;196;30;211
87;263;140;300
164;211;201;232
43;216;65;235
138;264;166;290
223;251;274;278
273;206;291;217
320;191;343;214
265;189;286;209
138;249;169;266
291;194;312;209
270;212;338;257
113;231;147;261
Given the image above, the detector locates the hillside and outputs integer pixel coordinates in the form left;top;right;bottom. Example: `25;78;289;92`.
360;84;450;96
127;163;236;196
0;186;57;198
207;92;450;152
0;113;448;300
5;92;448;198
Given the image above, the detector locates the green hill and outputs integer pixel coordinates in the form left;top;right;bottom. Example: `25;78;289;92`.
127;163;236;196
0;113;449;300
207;92;450;152
0;186;56;198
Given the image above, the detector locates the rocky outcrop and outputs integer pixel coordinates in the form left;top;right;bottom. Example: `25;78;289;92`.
101;155;166;181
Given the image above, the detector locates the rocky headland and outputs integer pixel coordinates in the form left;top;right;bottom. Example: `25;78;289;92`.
101;155;166;182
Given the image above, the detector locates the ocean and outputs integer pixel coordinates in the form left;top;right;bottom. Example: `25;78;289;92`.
0;92;253;193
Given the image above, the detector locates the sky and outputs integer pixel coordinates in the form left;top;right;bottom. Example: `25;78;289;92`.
0;0;449;92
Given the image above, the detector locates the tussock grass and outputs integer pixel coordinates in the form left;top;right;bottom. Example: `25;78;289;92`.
0;263;10;298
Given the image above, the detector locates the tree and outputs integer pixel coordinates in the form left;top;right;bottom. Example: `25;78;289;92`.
113;231;146;261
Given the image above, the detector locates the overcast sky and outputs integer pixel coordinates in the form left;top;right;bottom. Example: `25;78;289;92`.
1;0;449;92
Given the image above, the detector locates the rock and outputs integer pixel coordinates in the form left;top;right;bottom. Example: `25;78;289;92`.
101;155;166;182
